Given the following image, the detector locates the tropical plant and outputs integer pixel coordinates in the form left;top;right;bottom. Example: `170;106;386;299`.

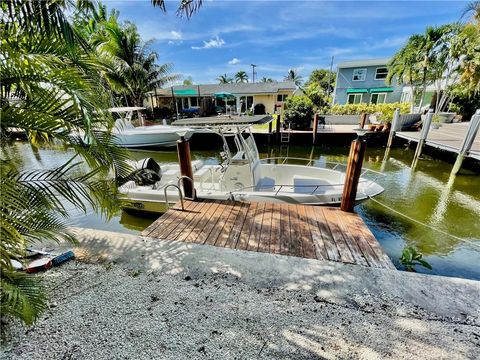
235;71;249;83
183;76;193;85
303;82;328;108
1;0;131;325
283;96;314;130
260;77;274;83
81;12;178;107
305;69;336;93
284;69;303;86
326;103;410;122
151;0;204;18
400;246;432;272
217;74;233;84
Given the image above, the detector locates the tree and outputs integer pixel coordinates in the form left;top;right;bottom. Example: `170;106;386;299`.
217;74;233;84
305;69;336;93
1;0;131;325
260;77;274;83
86;16;178;107
235;71;249;83
283;96;314;130
183;76;193;85
284;69;303;86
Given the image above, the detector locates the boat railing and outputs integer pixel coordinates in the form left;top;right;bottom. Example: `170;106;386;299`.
228;157;385;195
259;156;384;177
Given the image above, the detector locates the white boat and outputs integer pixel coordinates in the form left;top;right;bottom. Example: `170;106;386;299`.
110;107;194;148
119;115;384;213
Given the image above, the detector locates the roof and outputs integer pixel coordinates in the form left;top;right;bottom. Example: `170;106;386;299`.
172;115;273;127
337;58;391;69
149;81;297;97
108;107;145;112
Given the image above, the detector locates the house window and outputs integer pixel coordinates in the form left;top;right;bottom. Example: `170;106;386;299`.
347;93;363;104
352;68;367;81
181;98;189;109
375;67;388;80
370;93;387;104
277;94;288;102
190;97;198;107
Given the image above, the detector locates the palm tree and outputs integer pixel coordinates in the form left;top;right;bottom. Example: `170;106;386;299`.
284;69;303;86
260;77;274;83
89;17;178;106
461;1;480;22
1;0;130;325
217;74;233;84
235;71;249;83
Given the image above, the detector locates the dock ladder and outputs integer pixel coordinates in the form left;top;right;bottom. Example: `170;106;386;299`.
281;123;291;143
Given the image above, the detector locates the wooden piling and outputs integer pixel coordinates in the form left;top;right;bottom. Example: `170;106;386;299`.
177;137;194;199
312;113;319;145
276;114;281;144
411;109;433;169
451;109;480;175
359;113;368;129
386;108;400;150
341;138;367;212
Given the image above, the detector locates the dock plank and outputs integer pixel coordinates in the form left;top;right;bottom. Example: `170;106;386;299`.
258;203;273;253
322;208;358;264
304;205;327;260
312;207;340;262
296;205;316;259
225;202;249;248
288;205;304;257
247;202;266;251
269;204;282;254
278;204;291;256
144;200;394;270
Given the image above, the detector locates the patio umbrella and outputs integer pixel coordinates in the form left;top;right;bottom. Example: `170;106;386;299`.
214;92;236;114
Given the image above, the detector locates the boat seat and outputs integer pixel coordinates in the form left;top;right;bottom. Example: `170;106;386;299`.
293;176;330;194
256;177;275;191
194;167;210;181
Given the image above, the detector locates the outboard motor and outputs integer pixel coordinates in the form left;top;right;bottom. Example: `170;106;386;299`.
125;158;162;186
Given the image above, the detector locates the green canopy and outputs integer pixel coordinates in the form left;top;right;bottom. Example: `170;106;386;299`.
369;87;394;93
214;91;236;99
346;88;368;94
174;89;197;96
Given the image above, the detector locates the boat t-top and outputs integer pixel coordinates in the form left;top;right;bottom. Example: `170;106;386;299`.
110;107;194;148
119;115;384;213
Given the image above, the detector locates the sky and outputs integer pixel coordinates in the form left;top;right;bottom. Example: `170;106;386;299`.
107;0;467;84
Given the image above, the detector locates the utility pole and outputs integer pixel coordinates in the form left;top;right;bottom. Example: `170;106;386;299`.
251;64;257;83
326;56;334;101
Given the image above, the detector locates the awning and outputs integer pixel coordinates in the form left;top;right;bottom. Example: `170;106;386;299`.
346;88;368;94
173;89;197;96
369;87;394;93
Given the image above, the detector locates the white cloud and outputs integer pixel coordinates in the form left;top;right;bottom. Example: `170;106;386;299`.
192;36;225;50
228;58;240;65
170;30;182;40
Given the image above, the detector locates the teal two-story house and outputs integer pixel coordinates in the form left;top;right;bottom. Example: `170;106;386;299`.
332;58;404;105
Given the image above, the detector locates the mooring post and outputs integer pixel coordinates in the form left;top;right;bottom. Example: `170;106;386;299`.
451;109;480;175
177;136;195;199
359;113;368;129
312;113;319;145
411;109;433;169
341;137;367;212
386;108;400;150
276;114;281;144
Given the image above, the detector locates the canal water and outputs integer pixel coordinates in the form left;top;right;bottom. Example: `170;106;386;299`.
2;140;480;280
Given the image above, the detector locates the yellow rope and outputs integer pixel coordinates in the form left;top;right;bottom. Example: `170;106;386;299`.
367;196;480;249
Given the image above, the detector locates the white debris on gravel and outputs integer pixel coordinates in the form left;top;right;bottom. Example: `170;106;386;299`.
1;261;479;360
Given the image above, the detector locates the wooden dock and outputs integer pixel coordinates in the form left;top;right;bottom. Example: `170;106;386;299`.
396;122;480;160
141;199;395;270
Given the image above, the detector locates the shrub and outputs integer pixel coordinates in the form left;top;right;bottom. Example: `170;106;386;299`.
283;96;314;129
324;102;410;123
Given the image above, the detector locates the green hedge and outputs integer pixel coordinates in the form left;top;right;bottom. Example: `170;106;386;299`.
323;102;410;122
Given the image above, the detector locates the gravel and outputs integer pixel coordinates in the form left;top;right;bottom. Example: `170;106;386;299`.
1;261;479;360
